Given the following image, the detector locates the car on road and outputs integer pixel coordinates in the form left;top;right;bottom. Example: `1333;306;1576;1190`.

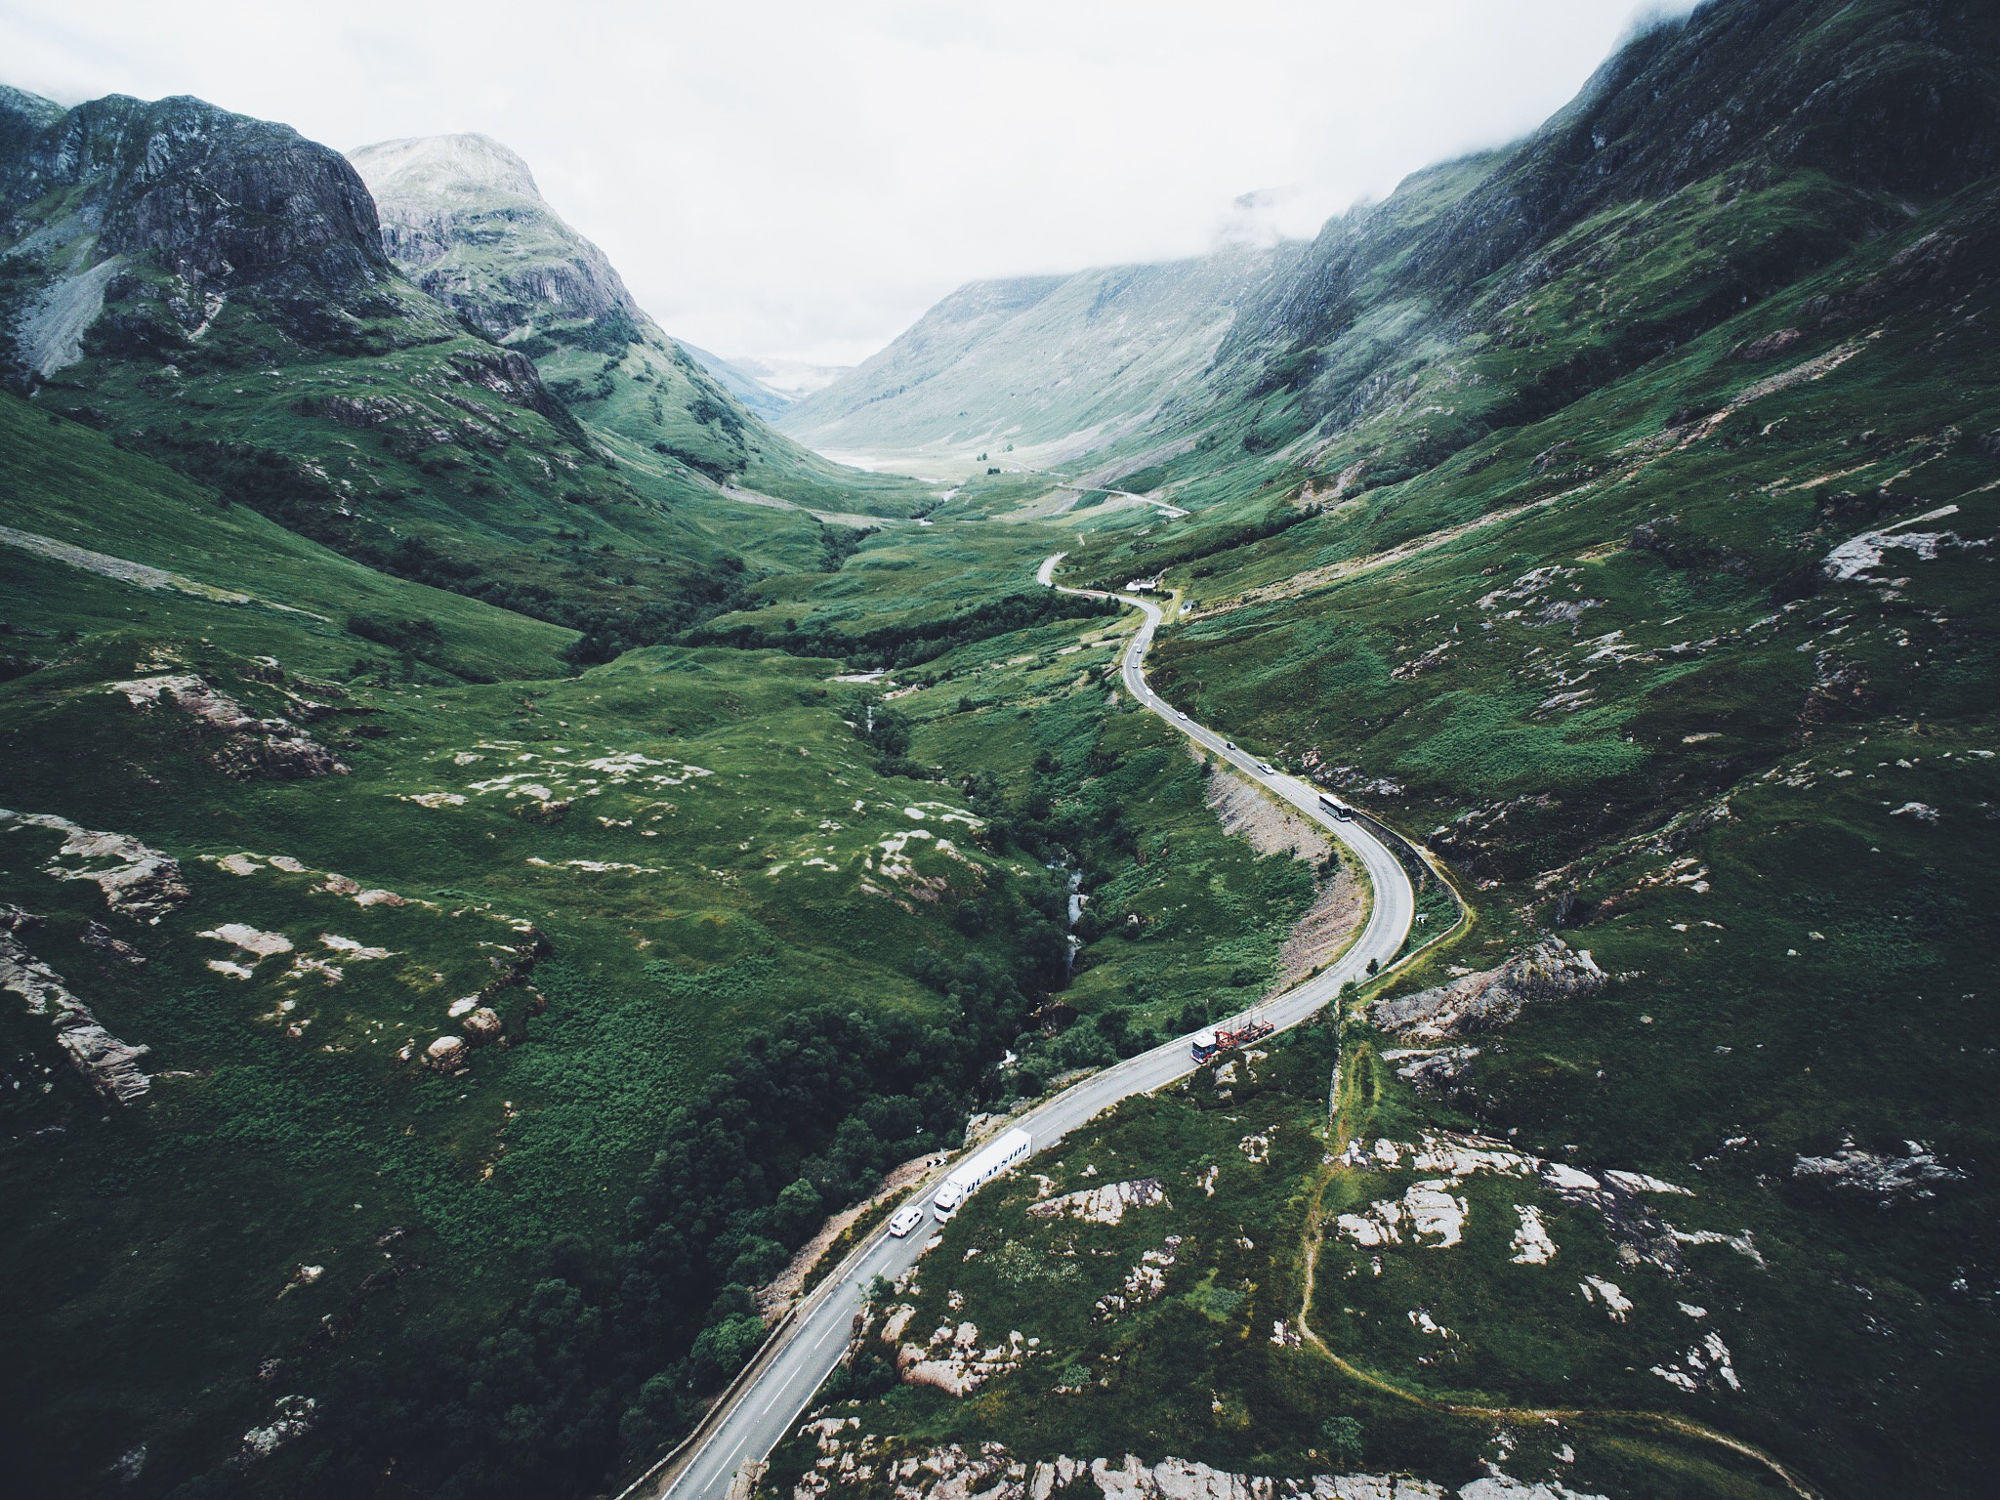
1257;761;1277;775
1225;740;1238;750
1176;710;1190;720
888;1205;925;1238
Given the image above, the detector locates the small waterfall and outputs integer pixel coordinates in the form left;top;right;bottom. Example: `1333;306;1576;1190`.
1064;869;1086;975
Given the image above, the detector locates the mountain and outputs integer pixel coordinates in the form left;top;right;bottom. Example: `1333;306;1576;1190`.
740;4;2000;1499
0;97;1056;1500
797;0;2000;507
727;352;850;400
348;131;922;515
0;88;405;377
678;348;853;419
0;89;786;656
1198;0;2000;492
682;339;797;419
4;3;1999;1498
779;249;1287;467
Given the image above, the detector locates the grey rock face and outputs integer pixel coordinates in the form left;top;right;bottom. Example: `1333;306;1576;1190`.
1793;1137;1965;1207
0;907;152;1103
0;92;390;298
348;132;636;341
0;808;190;924
1371;938;1606;1041
110;674;348;781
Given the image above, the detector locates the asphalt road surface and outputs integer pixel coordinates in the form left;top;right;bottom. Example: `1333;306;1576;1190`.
643;555;1415;1500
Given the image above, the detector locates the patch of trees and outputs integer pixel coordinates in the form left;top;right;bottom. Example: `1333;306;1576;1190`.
818;523;870;572
650;440;739;483
853;700;921;778
1133;505;1313;579
698;590;1119;671
293;933;1065;1500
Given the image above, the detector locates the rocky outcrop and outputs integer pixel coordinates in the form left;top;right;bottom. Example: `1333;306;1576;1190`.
893;1321;1034;1397
348;133;633;338
0;88;394;375
1335;1131;1716;1279
462;1006;503;1044
81;921;147;967
1792;1137;1964;1207
0;907;151;1102
1370;939;1604;1041
785;1431;1608;1500
1;94;387;289
110;674;347;780
1027;1177;1168;1225
1390;1046;1480;1095
0;808;189;923
1095;1236;1181;1320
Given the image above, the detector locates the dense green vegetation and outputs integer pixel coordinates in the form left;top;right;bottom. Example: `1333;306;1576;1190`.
765;1024;1803;1500
5;3;1999;1496
727;5;2000;1498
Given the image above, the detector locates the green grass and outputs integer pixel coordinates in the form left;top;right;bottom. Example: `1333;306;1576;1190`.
742;129;2000;1500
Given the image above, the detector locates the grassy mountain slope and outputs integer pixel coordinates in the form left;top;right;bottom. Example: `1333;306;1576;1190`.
5;2;1998;1497
779;249;1288;471
348;132;926;517
0;92;1130;1500
0;388;1101;1497
747;4;2000;1498
682;339;797;421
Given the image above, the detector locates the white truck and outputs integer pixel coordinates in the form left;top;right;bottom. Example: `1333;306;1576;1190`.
932;1127;1032;1221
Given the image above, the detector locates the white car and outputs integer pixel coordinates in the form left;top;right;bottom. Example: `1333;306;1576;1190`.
1177;710;1191;721
888;1205;926;1238
1258;762;1277;776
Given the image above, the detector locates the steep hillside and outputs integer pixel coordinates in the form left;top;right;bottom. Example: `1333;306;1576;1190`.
0;388;1092;1499
780;249;1288;470
0;88;837;656
746;4;2000;1499
0;96;1114;1500
794;0;2000;520
348;132;926;516
5;3;1998;1499
683;340;797;420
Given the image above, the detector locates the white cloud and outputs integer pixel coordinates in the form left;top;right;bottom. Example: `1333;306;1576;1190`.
0;0;1684;366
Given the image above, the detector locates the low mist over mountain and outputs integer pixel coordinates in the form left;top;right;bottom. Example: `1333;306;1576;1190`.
782;248;1286;465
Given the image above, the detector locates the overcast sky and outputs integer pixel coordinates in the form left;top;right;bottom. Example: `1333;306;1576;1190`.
1;1;1687;367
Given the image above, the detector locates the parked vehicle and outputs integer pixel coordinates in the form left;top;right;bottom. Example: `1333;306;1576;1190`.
888;1205;926;1238
932;1128;1033;1220
1189;1015;1276;1062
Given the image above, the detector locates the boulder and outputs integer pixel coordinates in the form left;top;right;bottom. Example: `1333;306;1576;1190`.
462;1006;503;1044
424;1034;468;1072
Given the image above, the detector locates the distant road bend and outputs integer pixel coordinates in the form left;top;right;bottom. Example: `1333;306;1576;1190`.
639;553;1415;1500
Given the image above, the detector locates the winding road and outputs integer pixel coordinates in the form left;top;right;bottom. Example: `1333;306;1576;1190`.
637;554;1414;1500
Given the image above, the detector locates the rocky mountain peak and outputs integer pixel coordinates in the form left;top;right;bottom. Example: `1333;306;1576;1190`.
347;131;545;211
0;91;389;292
346;129;636;339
